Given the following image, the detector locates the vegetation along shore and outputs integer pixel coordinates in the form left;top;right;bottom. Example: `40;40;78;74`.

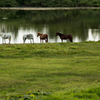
0;0;100;7
0;41;100;99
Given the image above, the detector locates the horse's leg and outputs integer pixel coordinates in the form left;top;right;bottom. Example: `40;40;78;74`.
71;37;73;42
41;39;43;43
47;36;48;42
23;38;26;43
9;38;10;44
47;37;48;42
23;39;24;43
5;39;6;44
30;39;31;43
32;38;34;43
8;37;10;44
69;37;73;42
40;39;41;43
40;39;42;43
23;38;25;43
3;39;5;43
45;38;48;43
31;39;33;43
10;37;11;44
23;38;24;43
2;39;3;44
61;39;63;42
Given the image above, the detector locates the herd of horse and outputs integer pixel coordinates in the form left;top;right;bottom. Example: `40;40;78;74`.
0;32;73;44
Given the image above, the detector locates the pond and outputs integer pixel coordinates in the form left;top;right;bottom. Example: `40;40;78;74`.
0;9;100;44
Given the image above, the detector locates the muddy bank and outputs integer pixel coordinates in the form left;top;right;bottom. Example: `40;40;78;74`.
0;7;100;10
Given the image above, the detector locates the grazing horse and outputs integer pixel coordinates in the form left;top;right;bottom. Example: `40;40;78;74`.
37;32;48;43
1;34;11;44
23;34;34;43
55;32;73;42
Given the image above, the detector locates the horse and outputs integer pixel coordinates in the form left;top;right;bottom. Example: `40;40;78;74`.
0;34;11;44
55;32;73;42
23;34;34;43
37;32;48;43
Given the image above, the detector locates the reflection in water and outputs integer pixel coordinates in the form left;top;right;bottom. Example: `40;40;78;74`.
0;9;100;44
87;29;100;41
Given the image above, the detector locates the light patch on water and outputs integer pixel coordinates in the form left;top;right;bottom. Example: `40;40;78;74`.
87;29;100;41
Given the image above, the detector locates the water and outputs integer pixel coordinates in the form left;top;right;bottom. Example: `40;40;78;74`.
0;9;100;44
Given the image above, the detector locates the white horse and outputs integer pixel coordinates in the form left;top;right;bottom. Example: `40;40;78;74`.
0;34;11;44
23;34;34;43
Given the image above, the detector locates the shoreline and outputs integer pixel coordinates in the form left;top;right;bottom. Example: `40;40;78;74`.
0;7;100;10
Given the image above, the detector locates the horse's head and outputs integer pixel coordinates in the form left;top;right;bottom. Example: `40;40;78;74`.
37;33;39;37
37;32;43;37
0;34;3;37
55;32;58;37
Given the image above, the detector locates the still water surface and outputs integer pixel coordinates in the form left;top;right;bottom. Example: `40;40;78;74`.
0;9;100;44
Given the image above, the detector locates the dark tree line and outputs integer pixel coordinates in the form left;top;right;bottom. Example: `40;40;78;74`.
0;0;100;7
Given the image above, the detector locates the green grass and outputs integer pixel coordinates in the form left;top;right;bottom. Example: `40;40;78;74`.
0;41;100;100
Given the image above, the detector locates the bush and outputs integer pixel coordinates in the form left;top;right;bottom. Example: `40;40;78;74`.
0;0;100;7
92;0;100;7
0;0;18;7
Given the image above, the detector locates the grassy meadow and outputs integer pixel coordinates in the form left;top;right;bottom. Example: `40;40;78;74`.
0;41;100;100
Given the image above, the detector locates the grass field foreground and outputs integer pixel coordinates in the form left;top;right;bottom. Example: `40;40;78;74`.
0;41;100;100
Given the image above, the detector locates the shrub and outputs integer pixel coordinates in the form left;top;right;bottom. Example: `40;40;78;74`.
0;0;18;7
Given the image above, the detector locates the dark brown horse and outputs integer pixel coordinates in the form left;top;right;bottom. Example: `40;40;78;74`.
55;32;73;42
37;32;48;43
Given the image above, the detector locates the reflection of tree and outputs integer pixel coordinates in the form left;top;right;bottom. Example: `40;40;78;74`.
0;24;6;33
91;29;100;39
0;22;19;40
11;27;19;40
0;9;100;41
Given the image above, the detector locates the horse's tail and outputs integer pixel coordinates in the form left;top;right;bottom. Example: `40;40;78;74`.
69;35;73;42
23;36;26;43
10;37;11;41
9;36;11;44
46;35;48;42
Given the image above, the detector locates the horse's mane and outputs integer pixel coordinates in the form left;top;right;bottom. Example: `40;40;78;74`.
56;32;63;36
38;32;43;35
57;32;63;34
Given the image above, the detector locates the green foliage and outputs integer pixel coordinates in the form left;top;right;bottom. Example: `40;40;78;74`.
78;0;93;7
4;91;51;100
92;0;100;7
4;86;100;100
0;0;100;7
0;0;18;7
41;86;100;100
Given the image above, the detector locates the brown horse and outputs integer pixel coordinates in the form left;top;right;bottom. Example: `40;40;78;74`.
55;32;73;42
37;32;48;43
